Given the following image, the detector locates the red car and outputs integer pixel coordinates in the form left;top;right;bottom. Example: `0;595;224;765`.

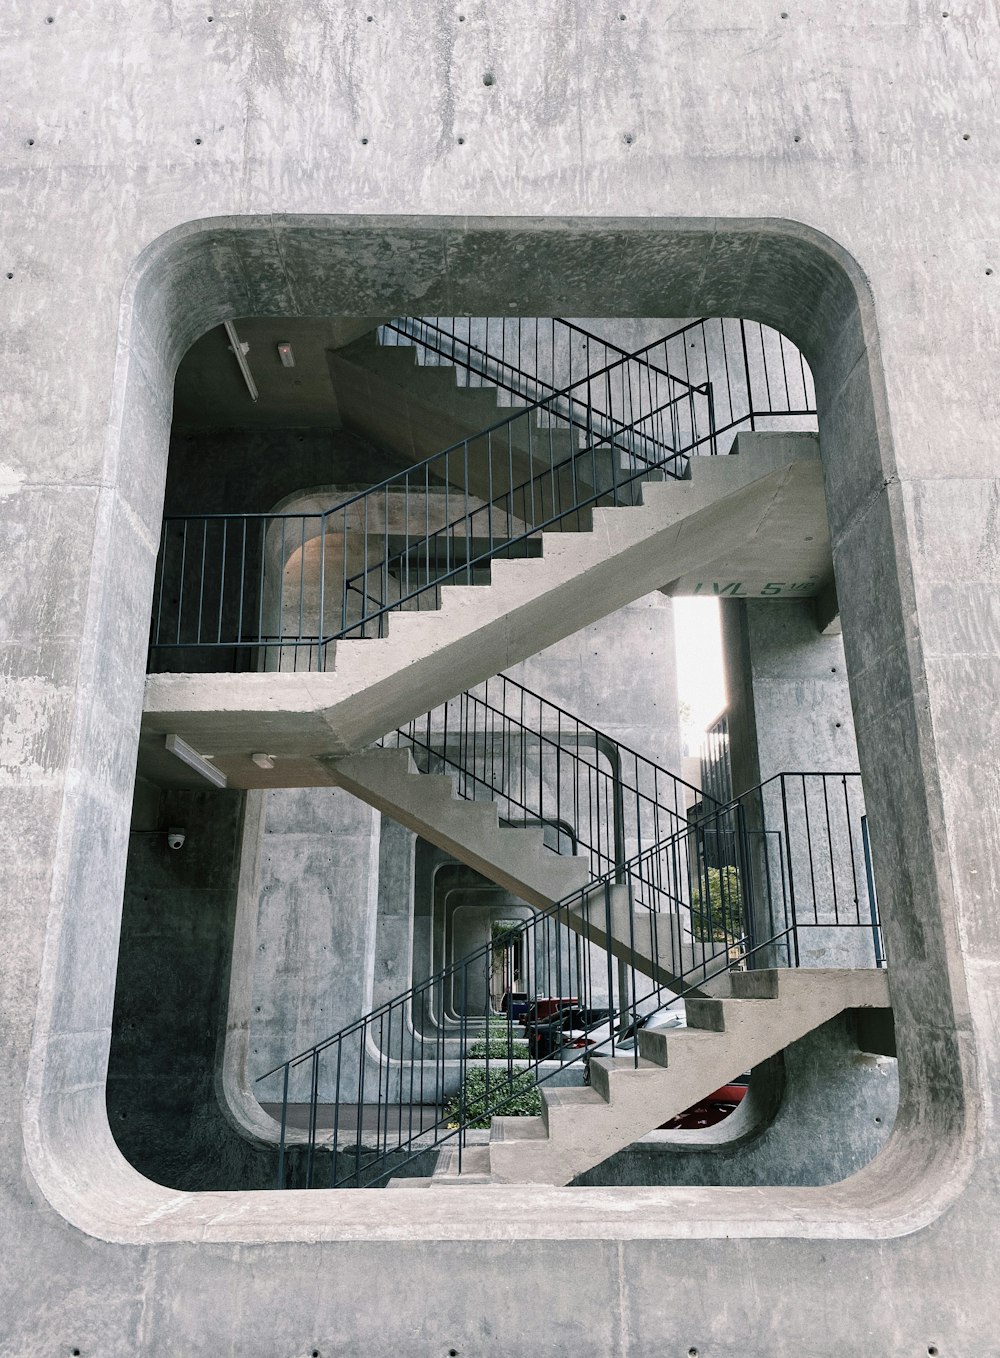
658;1079;748;1130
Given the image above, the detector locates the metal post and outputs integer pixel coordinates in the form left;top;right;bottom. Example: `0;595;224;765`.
861;814;884;968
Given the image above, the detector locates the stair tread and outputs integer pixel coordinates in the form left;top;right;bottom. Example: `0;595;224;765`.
589;1054;663;1074
542;1086;608;1110
490;1115;548;1143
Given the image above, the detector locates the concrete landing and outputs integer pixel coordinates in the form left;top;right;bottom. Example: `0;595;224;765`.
141;436;827;788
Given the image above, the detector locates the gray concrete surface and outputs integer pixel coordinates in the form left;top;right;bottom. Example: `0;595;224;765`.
3;4;999;1354
485;968;890;1185
574;1012;898;1188
723;597;860;792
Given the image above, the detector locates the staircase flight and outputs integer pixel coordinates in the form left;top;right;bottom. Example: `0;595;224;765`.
476;968;890;1187
255;770;885;1190
142;439;826;770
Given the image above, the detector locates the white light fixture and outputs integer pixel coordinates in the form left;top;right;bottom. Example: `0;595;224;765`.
251;753;275;770
223;320;259;402
276;342;295;368
164;733;228;788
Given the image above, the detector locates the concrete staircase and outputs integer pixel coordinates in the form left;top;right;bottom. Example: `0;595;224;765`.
327;746;712;993
141;437;826;783
407;968;890;1187
562;883;718;993
328;330;578;486
328;747;591;908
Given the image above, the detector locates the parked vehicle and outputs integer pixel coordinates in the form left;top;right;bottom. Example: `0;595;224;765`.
658;1079;747;1130
522;1003;612;1060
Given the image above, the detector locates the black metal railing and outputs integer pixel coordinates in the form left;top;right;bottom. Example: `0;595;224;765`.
149;316;817;675
625;316;816;440
379;315;706;452
255;769;882;1190
149;344;708;671
700;710;733;811
379;315;816;445
382;671;711;885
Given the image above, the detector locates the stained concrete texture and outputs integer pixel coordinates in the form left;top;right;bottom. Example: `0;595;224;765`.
3;4;1000;1354
249;785;382;1083
108;788;283;1190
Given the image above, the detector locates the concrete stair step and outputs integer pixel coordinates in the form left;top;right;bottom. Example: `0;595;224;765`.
330;332;581;481
142;436;829;779
490;1115;548;1144
326;748;590;909
636;1024;719;1067
586;1055;663;1102
485;968;890;1185
432;1143;493;1180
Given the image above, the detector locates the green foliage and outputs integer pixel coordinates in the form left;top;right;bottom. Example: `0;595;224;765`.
466;1037;531;1060
445;1065;542;1130
691;865;744;942
491;919;523;947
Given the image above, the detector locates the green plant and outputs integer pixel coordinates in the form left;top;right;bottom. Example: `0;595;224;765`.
691;865;743;942
445;1065;542;1129
466;1036;531;1060
491;919;523;947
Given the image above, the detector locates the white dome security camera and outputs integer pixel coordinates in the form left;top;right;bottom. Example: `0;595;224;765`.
166;827;186;851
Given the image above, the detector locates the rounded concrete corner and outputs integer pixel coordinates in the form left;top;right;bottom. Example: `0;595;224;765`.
20;213;982;1250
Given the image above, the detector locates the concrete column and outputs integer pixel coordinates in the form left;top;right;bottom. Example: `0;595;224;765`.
722;597;859;792
249;787;382;1103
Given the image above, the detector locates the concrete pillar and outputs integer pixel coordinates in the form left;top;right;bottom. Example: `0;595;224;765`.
722;597;859;792
705;598;897;1177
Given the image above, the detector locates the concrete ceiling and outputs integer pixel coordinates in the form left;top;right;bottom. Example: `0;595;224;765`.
171;316;385;431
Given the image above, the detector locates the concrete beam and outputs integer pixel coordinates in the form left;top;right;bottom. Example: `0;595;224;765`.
140;441;826;785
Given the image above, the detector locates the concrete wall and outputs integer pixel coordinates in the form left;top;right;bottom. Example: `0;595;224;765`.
163;426;411;519
722;598;875;967
250;786;382;1083
3;6;999;1354
723;597;859;793
109;786;282;1190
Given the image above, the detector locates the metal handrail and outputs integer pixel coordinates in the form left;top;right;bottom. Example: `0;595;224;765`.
256;769;882;1189
149;355;709;667
335;381;695;633
149;315;816;673
380;314;708;402
381;671;716;891
383;315;712;490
